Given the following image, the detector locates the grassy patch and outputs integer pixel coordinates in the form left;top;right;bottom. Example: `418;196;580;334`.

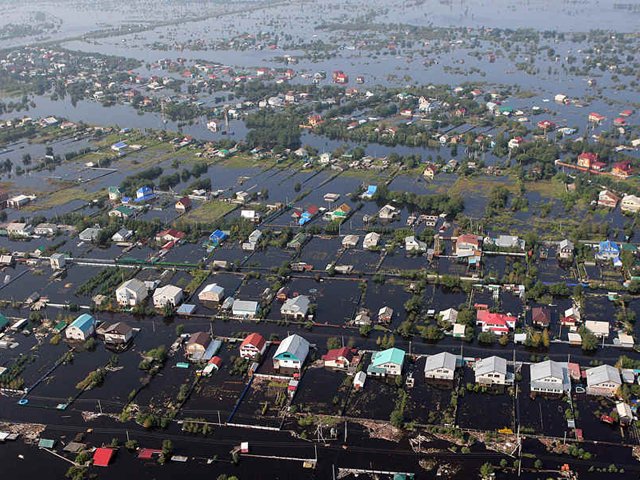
181;200;236;223
23;186;101;211
525;179;565;199
450;175;517;196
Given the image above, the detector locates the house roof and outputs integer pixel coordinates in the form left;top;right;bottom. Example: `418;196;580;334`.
118;278;147;296
475;356;507;376
93;448;115;467
281;295;310;314
104;322;132;336
187;332;211;349
530;360;564;382
322;347;353;362
201;283;224;295
371;347;405;368
69;313;95;333
424;352;456;372
274;334;310;363
586;364;621;387
241;332;266;351
532;307;550;326
233;299;259;313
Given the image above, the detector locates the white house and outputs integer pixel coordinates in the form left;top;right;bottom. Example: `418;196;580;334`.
152;285;183;309
65;313;96;341
621;194;640;213
273;334;310;371
424;352;457;381
280;295;310;320
475;356;509;386
586;364;621;397
102;322;133;345
530;360;570;395
116;279;148;307
198;283;225;303
405;236;427;253
363;232;380;249
439;308;458;324
232;299;259;318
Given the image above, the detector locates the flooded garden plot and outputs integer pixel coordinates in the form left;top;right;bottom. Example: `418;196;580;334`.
379;248;426;273
423;284;469;313
535;256;576;284
243;246;292;270
343;374;399;422
179;343;249;423
361;281;412;330
404;357;458;426
0;332;46;389
292;364;350;416
517;369;571;438
436;257;473;277
231;374;289;428
208;245;248;267
296;236;342;268
457;368;514;431
482;254;523;283
280;277;362;325
336;248;381;273
574;394;625;444
25;344;115;409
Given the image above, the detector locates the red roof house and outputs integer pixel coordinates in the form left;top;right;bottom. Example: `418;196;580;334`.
321;347;355;369
93;448;115;467
239;332;267;359
476;308;516;333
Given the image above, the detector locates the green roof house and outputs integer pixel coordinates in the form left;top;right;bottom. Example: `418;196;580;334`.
367;347;405;377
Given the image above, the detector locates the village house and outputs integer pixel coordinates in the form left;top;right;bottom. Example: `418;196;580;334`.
586;365;621;397
116;278;148;307
65;313;96;341
50;253;66;270
102;322;133;346
475;356;511;386
424;352;457;381
367;348;405;377
175;196;192;213
186;332;211;358
577;152;599;169
597;190;620;209
322;347;355;369
558;239;574;260
273;334;310;371
232;299;259;319
112;228;133;243
6;222;31;237
342;235;359;248
530;360;570;395
584;320;610;338
7;194;34;209
109;205;135;219
353;371;367;390
198;283;225;304
621;194;640;213
153;285;183;309
34;223;58;236
439;308;458;324
280;295;311;320
79;226;101;243
378;204;399;221
476;307;516;334
363;232;380;249
377;306;394;324
242;229;262;251
240;209;262;223
239;332;267;360
531;306;551;329
405;236;427;253
353;309;371;326
423;164;437;180
595;240;621;265
455;234;481;257
612;161;633;178
155;228;186;244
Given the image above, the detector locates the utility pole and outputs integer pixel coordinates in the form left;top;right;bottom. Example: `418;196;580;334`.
344;421;347;443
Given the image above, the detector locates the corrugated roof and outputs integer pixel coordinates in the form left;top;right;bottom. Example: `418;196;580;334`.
424;352;456;372
274;334;310;363
586;364;621;387
475;356;507;376
372;347;406;368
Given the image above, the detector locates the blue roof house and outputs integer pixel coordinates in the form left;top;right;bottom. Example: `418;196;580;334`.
135;186;155;202
596;240;621;265
361;185;378;200
209;229;228;246
65;313;96;341
367;347;405;377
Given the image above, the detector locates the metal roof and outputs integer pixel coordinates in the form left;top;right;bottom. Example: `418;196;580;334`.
424;352;456;372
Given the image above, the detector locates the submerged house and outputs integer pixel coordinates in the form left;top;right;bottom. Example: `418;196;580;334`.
65;313;96;341
367;348;405;377
530;360;570;395
272;334;310;371
586;365;621;397
424;352;457;381
475;356;511;386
